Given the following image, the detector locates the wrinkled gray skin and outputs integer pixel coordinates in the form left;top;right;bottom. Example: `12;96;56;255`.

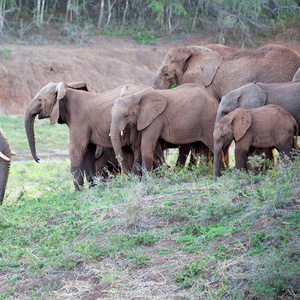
213;105;298;180
0;129;11;205
25;82;144;191
216;67;300;130
110;84;225;172
153;44;300;101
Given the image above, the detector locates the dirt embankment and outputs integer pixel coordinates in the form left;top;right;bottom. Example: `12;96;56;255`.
0;36;172;115
1;35;300;115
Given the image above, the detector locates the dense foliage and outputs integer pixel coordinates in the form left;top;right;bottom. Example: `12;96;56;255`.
0;0;299;45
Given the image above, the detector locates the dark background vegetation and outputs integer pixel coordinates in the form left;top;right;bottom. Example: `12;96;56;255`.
1;0;300;46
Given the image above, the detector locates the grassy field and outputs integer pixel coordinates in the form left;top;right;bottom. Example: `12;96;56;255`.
0;115;299;299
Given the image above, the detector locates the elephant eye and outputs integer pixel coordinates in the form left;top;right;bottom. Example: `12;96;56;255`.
38;98;42;102
163;73;169;78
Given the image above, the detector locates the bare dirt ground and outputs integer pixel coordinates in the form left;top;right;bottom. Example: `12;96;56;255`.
1;34;300;115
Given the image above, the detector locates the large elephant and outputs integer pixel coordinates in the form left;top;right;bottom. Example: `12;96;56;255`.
215;68;300;129
213;105;298;180
0;128;11;205
110;83;225;172
25;82;145;191
153;44;300;101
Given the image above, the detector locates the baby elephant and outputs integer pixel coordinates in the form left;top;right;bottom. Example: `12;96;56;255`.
213;105;298;180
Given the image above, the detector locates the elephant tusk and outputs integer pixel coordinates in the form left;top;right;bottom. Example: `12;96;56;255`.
109;133;111;137
11;151;17;156
0;151;10;162
121;130;123;136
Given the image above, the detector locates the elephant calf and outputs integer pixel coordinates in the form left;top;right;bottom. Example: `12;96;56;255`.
213;105;298;180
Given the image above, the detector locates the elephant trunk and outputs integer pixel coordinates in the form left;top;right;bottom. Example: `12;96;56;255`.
0;132;11;205
25;103;40;163
110;123;124;167
213;145;223;181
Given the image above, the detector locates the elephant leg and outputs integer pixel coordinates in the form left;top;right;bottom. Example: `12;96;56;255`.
140;134;159;172
222;145;230;169
69;139;88;191
176;144;191;167
153;140;167;169
234;146;249;171
83;143;97;187
189;142;211;168
71;164;85;191
131;148;142;175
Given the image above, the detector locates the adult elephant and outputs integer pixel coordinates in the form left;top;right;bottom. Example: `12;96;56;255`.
215;67;300;129
0;129;12;205
25;82;145;191
110;84;226;172
153;44;300;101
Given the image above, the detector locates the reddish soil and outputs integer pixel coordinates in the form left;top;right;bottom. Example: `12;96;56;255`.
1;35;299;115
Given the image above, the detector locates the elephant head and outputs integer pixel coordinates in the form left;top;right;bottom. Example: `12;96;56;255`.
215;83;267;123
153;46;223;90
213;108;251;179
110;87;167;162
25;82;68;162
293;67;300;82
0;129;11;205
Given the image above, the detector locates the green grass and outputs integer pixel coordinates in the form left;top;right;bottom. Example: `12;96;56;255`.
0;115;69;157
0;116;299;299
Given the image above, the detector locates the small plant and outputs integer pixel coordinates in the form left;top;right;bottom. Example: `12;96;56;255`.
174;260;205;288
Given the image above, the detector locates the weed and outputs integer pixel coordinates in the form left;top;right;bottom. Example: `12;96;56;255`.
174;260;205;288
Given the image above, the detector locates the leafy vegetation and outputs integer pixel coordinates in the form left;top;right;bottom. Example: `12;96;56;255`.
0;115;299;298
0;0;299;45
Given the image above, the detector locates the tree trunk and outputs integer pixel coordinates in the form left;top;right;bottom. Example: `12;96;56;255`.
121;0;128;31
64;0;71;28
97;0;105;29
192;0;201;32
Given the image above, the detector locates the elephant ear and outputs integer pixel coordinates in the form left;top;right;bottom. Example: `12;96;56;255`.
137;88;167;131
232;108;252;142
68;81;93;92
171;46;223;87
50;82;67;125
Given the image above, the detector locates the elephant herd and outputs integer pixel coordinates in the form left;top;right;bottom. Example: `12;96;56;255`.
1;43;300;203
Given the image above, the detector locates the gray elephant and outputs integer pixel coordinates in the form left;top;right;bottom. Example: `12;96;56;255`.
0;128;11;205
213;105;298;180
153;44;300;101
215;67;300;130
110;83;226;172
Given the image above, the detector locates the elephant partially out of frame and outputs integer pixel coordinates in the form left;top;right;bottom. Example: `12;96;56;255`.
213;105;298;180
215;67;300;129
0;128;12;205
25;82;146;191
153;44;300;101
110;84;227;172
